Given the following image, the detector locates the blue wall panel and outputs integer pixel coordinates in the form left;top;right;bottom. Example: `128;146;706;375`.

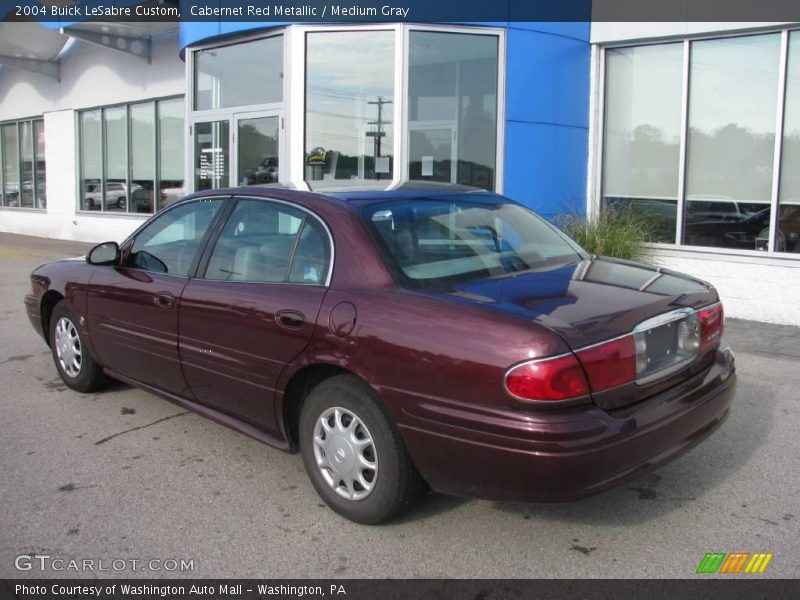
503;25;590;217
504;120;589;221
506;27;590;127
508;22;590;41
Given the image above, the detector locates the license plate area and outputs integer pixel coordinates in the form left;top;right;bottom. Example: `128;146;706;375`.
634;310;700;385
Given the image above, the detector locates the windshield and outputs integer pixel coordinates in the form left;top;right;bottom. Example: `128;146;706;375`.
361;196;585;288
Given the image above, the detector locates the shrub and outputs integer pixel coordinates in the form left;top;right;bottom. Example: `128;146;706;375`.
559;207;655;263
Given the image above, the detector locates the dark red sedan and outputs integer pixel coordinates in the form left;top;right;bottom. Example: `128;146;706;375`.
25;187;736;524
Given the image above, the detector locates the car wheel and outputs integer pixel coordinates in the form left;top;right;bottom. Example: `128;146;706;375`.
86;198;94;210
49;301;108;393
299;374;426;524
117;197;125;209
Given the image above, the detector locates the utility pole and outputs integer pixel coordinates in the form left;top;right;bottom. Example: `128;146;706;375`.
367;97;392;179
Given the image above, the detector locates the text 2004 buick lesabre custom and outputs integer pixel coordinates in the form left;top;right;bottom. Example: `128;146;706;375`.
25;187;736;524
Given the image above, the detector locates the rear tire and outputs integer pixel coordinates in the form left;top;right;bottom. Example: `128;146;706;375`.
49;300;108;393
299;375;426;524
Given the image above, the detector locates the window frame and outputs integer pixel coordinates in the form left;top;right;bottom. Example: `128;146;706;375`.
187;30;288;192
76;95;185;216
185;23;505;194
0;116;46;211
594;26;800;260
196;195;335;287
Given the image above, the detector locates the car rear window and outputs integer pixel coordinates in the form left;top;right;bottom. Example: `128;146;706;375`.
361;195;584;288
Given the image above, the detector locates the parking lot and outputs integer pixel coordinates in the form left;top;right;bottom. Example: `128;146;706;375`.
0;232;798;579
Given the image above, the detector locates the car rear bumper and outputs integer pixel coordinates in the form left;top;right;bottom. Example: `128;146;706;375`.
395;348;736;502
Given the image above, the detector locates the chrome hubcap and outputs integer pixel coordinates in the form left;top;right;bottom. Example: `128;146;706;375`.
54;317;82;378
313;407;378;501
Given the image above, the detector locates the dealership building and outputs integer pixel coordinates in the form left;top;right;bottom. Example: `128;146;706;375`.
0;14;799;325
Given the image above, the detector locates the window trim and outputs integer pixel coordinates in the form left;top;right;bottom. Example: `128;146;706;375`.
76;94;185;216
594;26;800;260
402;24;506;194
196;195;335;287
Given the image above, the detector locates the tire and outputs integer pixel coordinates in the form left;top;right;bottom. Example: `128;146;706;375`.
299;375;426;524
48;300;108;393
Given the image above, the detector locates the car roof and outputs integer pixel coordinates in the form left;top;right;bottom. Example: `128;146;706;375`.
327;188;505;206
186;184;508;210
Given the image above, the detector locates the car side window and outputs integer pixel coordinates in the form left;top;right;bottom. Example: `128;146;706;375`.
288;218;331;284
204;198;330;284
125;199;223;276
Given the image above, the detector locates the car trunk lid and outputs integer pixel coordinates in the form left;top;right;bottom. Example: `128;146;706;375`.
432;257;721;409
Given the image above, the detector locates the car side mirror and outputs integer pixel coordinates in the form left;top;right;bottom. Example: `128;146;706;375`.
87;242;120;266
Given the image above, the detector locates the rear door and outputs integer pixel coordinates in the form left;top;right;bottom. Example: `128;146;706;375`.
178;197;332;435
87;198;225;395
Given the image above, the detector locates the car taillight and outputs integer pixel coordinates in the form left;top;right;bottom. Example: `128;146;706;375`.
504;354;590;401
698;303;724;351
575;336;637;392
506;302;726;402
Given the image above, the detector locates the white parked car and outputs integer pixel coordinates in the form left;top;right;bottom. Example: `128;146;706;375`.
83;182;141;210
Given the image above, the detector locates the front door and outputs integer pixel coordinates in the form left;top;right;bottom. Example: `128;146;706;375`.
191;110;282;192
234;111;282;186
178;197;332;435
87;198;225;396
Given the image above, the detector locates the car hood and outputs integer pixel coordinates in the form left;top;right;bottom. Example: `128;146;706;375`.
431;257;718;350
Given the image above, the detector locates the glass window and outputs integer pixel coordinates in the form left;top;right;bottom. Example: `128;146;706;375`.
287;218;331;285
779;31;800;254
194;120;229;191
237;115;279;186
194;36;283;110
104;106;128;212
204;199;321;283
158;98;185;209
684;33;781;249
78;97;184;214
127;199;222;276
2;124;19;207
19;120;34;208
80;110;102;211
602;43;683;243
361;196;583;289
305;31;395;187
34;120;46;209
408;31;498;190
130;102;156;214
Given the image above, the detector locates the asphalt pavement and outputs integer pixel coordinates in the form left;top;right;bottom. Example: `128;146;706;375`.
0;232;798;579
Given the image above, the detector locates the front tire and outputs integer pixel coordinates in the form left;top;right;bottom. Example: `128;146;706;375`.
299;375;426;524
49;301;108;393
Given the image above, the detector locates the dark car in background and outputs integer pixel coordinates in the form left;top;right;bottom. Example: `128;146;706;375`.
25;187;736;524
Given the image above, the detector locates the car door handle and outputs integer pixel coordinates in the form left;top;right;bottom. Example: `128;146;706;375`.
154;292;176;309
275;309;305;330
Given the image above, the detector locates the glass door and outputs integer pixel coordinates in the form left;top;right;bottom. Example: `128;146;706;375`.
233;110;282;186
193;120;230;192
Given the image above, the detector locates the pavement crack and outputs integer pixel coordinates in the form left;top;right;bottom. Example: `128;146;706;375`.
94;411;190;446
0;354;33;365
